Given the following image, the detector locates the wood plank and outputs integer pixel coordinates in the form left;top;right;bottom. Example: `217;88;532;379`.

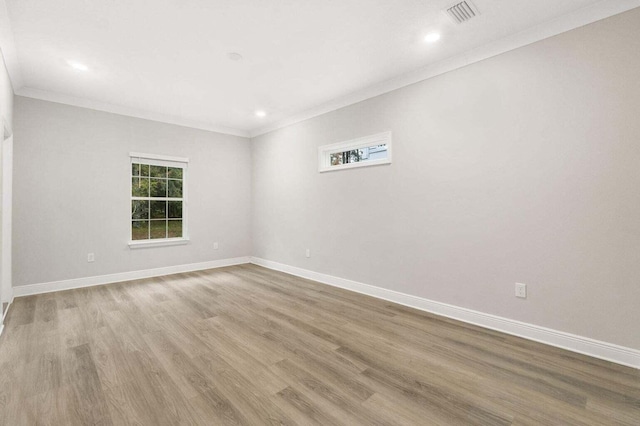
0;264;638;425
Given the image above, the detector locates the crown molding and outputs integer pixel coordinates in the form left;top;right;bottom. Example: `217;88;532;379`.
4;0;639;140
16;87;250;138
249;0;640;138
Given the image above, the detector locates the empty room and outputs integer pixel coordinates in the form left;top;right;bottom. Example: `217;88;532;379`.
0;0;639;424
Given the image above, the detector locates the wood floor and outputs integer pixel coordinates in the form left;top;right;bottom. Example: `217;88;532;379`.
0;265;638;425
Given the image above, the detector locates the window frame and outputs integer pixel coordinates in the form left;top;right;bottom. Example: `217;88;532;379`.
129;152;189;249
318;131;392;173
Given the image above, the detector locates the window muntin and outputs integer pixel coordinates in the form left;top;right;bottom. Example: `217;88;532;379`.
130;153;188;246
319;132;392;172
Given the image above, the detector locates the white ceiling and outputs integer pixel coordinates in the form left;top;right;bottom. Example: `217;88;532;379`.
0;0;638;137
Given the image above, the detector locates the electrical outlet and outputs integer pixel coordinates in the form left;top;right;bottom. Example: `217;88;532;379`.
213;242;219;250
515;282;527;298
87;253;95;263
305;248;310;258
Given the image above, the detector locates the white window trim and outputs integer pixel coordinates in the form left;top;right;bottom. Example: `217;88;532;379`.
130;152;189;164
129;152;189;248
129;238;189;249
318;131;392;172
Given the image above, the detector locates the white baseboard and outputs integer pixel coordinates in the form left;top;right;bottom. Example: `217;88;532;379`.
250;257;640;369
13;256;251;297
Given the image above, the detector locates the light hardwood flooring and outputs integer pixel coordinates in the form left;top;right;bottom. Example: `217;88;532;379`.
0;264;638;425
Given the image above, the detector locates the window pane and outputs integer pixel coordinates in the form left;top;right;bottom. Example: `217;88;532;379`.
131;157;186;242
366;144;388;160
150;220;167;239
329;144;388;167
132;177;150;197
168;167;183;179
150;200;166;219
132;200;149;220
150;178;167;197
168;220;182;238
168;180;182;198
330;153;343;166
150;165;167;178
132;221;149;240
168;201;182;219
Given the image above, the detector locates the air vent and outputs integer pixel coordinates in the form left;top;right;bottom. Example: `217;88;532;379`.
445;1;479;24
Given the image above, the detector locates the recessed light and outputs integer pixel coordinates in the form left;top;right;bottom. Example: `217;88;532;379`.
255;110;266;118
68;61;89;71
424;33;441;43
227;52;243;62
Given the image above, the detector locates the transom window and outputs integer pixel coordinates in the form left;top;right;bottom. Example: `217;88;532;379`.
318;131;392;172
130;153;188;247
329;144;389;166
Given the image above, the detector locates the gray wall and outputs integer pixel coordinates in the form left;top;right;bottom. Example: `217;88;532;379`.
13;97;252;286
0;52;11;132
1;50;13;309
252;9;640;349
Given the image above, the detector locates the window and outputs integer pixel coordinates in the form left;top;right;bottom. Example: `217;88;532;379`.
130;152;188;247
318;131;392;172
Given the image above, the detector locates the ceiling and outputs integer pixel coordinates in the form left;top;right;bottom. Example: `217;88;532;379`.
0;0;637;137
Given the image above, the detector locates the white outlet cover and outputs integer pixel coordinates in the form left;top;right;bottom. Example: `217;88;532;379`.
515;283;527;298
213;242;219;250
87;253;95;262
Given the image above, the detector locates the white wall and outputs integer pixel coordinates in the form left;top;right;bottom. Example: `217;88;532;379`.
13;97;252;287
251;9;640;350
2;135;11;305
0;50;13;310
0;51;11;133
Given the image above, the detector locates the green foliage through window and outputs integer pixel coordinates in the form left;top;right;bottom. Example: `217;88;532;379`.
131;160;185;241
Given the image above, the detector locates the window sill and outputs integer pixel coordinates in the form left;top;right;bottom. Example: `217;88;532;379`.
128;238;190;249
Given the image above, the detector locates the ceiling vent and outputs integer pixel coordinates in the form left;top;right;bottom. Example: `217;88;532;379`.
445;1;480;24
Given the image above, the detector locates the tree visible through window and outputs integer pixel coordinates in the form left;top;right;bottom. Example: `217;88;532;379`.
329;144;388;166
319;132;392;172
131;155;187;242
